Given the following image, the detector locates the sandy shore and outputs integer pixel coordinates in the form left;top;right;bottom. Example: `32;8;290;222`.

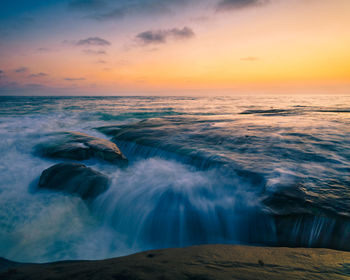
1;244;350;280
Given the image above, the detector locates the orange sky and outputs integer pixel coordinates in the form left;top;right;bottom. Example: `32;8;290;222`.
0;0;349;95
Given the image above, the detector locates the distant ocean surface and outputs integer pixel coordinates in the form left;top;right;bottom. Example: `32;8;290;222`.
0;95;349;263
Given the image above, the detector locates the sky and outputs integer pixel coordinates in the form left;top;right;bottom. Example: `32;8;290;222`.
0;0;349;95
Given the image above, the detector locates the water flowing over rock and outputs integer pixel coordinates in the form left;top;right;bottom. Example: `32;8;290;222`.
262;185;350;251
38;163;109;200
34;131;128;166
1;96;350;262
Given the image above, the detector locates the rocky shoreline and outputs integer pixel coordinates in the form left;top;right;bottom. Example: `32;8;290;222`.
1;244;350;280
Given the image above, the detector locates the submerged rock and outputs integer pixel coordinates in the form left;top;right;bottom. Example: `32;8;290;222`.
38;163;109;200
35;131;128;165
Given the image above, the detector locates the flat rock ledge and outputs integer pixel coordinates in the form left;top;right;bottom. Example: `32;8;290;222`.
38;162;109;200
34;131;128;166
1;244;350;280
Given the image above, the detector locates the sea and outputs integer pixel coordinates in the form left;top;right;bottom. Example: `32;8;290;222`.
0;95;349;263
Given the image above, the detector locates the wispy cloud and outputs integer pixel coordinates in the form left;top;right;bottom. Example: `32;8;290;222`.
64;37;111;47
14;67;29;73
136;27;195;45
64;77;86;81
0;82;79;96
216;0;269;11
190;16;211;23
64;36;110;56
37;47;50;52
91;7;125;20
29;72;48;78
76;37;111;46
68;0;107;10
83;49;107;55
70;0;193;21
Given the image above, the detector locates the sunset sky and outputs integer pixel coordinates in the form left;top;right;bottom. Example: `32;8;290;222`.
0;0;349;95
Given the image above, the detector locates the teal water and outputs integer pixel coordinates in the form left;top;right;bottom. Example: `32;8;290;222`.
0;95;349;262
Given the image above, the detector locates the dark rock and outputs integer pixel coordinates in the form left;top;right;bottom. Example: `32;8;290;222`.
272;213;350;251
0;258;25;273
95;125;123;136
262;185;350;251
35;131;128;166
262;185;311;216
38;163;109;200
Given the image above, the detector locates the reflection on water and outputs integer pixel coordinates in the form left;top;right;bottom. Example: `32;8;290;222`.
0;95;349;262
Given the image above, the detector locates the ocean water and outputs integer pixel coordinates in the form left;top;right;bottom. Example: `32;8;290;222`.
0;95;349;263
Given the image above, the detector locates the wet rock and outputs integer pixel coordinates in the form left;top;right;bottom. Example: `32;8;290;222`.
35;131;128;165
38;163;109;200
262;185;311;216
272;213;350;251
262;185;350;251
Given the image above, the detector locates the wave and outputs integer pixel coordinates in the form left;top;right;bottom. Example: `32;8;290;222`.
1;95;350;262
91;158;275;249
94;118;350;251
240;107;350;116
86;111;184;122
240;109;301;116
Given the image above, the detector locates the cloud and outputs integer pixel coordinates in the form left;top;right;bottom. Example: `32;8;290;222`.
0;81;19;88
76;37;111;46
0;82;77;96
68;0;107;10
37;47;50;52
24;83;48;89
169;27;195;39
29;72;48;78
190;16;211;23
64;77;86;81
72;0;192;21
0;70;3;75
240;56;260;61
136;27;195;45
64;37;110;56
83;49;107;55
14;67;29;73
136;31;166;44
216;0;269;11
91;7;126;20
70;0;270;22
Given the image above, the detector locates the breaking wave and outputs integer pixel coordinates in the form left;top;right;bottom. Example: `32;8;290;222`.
0;95;349;262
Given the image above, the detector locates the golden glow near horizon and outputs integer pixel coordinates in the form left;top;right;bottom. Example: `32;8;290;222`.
0;0;349;95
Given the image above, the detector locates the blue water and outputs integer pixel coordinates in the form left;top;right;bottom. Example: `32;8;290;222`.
0;95;349;262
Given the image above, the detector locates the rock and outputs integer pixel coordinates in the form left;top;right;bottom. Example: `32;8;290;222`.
35;131;128;165
38;163;109;200
2;245;350;280
261;184;350;251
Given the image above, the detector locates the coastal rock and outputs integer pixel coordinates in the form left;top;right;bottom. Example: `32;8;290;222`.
272;214;350;251
38;163;109;200
35;131;128;165
2;245;350;280
262;185;350;250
